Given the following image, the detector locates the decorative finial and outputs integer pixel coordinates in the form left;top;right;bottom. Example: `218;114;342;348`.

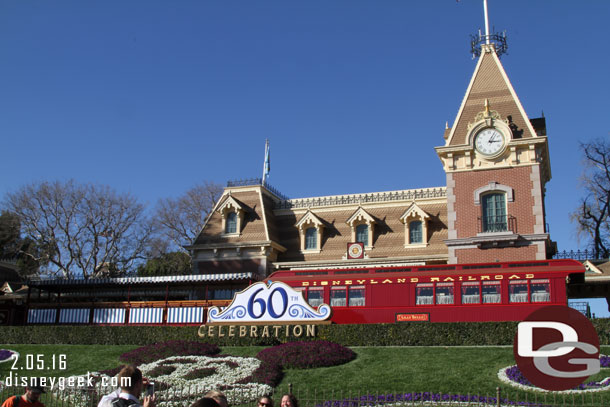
445;121;449;130
484;99;490;116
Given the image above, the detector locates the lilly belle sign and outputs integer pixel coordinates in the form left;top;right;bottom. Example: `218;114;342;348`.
198;281;331;339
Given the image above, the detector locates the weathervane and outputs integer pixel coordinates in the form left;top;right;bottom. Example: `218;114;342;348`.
470;0;508;58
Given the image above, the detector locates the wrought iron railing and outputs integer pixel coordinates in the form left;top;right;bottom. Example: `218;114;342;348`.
553;249;608;261
477;215;517;234
226;178;289;201
276;188;446;210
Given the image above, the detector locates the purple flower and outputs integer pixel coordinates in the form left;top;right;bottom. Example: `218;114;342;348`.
0;350;15;362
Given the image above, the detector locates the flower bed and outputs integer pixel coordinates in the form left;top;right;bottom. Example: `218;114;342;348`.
257;340;356;369
316;392;552;407
0;349;19;391
40;340;356;407
0;349;18;363
119;341;220;365
55;355;272;407
498;355;610;393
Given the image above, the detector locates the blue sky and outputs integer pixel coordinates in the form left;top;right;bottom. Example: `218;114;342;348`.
1;1;609;315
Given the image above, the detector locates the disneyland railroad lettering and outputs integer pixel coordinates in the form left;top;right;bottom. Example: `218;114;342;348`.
198;324;316;338
300;274;535;286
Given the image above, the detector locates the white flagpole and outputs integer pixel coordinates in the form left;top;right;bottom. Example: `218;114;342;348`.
262;139;270;184
483;0;490;44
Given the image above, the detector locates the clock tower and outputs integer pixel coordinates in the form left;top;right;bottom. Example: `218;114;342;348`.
435;39;553;264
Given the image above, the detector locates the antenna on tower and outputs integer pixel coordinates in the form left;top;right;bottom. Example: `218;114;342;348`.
470;0;508;58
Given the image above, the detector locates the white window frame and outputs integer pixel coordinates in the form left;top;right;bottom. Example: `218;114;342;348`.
400;203;429;247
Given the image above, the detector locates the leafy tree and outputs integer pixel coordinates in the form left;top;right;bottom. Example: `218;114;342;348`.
572;138;610;259
137;251;192;276
2;180;154;278
154;181;223;251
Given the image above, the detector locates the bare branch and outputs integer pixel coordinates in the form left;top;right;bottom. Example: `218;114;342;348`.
153;181;223;251
2;180;153;278
573;138;610;258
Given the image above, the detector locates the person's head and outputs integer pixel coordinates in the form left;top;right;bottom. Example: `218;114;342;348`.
118;365;143;397
280;394;297;407
204;390;228;407
258;396;273;407
190;398;220;407
25;379;45;403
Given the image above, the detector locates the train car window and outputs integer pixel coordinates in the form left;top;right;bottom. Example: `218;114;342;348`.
508;262;549;268
531;279;551;302
416;283;434;305
375;268;411;273
462;264;502;270
348;286;365;307
295;271;328;276
436;282;454;305
419;266;456;271
330;286;347;307
509;280;529;303
461;282;480;304
335;270;368;275
307;288;324;307
482;282;501;303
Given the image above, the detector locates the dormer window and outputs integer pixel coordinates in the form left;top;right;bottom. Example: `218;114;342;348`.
356;224;369;246
305;227;318;250
217;194;245;236
225;212;237;234
296;211;324;253
347;207;376;250
400;203;429;247
409;220;423;244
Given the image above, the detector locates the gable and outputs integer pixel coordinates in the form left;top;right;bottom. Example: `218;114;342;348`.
445;45;538;147
346;207;376;226
400;202;430;222
295;210;325;229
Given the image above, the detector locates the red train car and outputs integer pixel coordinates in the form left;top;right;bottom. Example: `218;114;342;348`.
266;259;585;323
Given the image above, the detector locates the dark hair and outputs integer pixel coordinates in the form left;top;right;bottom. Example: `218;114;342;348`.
204;390;228;407
118;365;142;392
190;397;220;407
282;394;298;407
259;396;273;407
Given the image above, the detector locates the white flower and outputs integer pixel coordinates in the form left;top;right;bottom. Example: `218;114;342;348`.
497;357;610;394
51;355;272;407
138;355;272;406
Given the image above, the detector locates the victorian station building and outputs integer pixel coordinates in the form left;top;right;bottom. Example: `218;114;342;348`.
3;25;609;326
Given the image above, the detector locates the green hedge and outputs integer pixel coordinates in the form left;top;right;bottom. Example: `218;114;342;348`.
2;319;609;346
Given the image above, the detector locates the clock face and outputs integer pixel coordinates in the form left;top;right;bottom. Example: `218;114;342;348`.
347;242;364;259
474;128;505;156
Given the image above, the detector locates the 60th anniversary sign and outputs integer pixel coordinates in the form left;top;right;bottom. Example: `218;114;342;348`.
198;281;331;338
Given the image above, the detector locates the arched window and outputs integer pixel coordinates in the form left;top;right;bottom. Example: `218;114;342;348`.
225;212;237;234
409;220;422;243
356;224;369;246
305;227;317;250
482;193;507;232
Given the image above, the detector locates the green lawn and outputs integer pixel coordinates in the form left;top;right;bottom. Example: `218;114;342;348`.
1;344;609;400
